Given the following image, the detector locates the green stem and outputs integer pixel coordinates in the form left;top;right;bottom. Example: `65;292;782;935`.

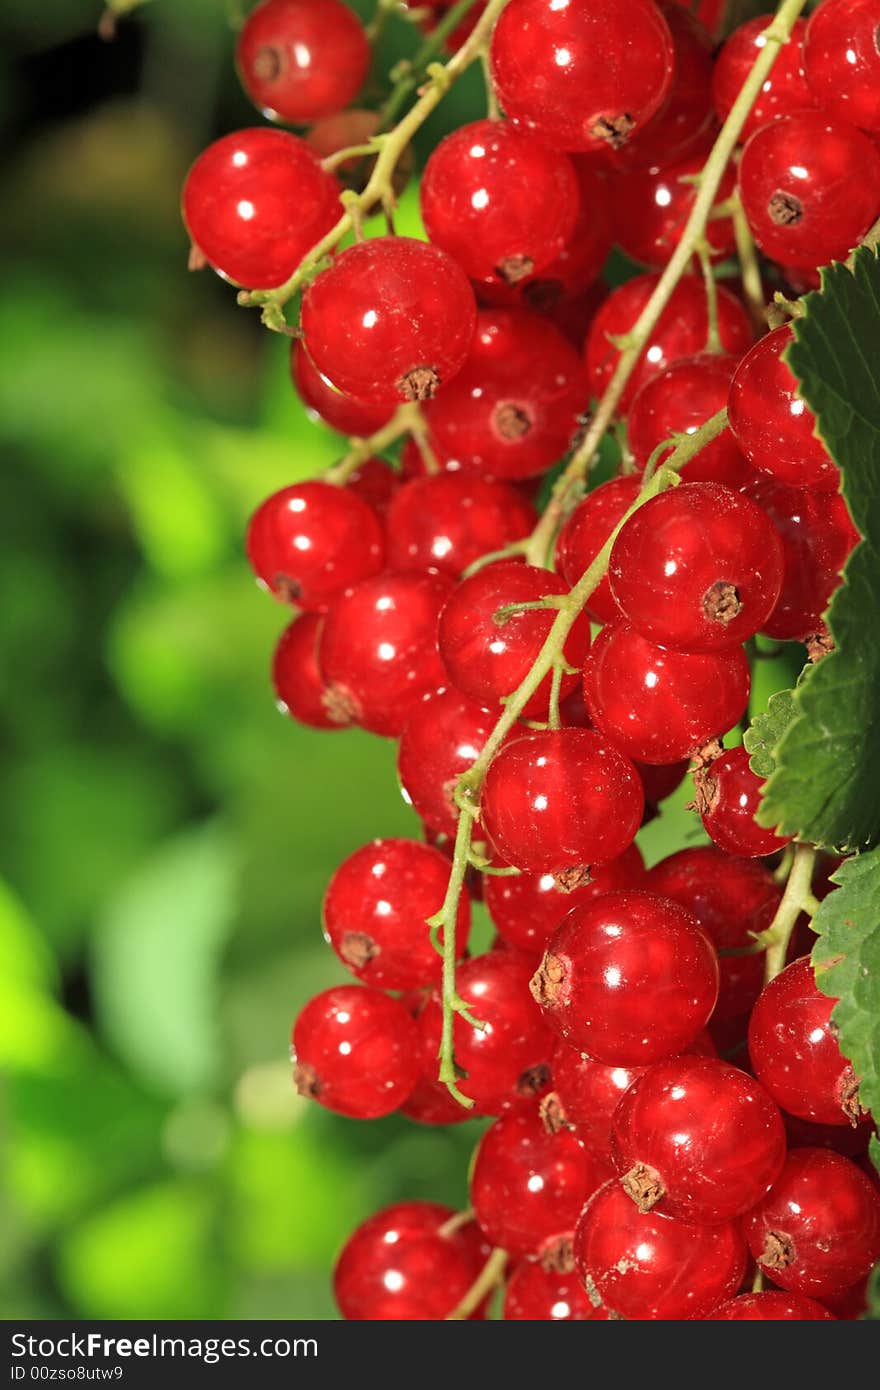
366;0;400;43
548;660;564;731
325;401;423;484
696;239;722;354
731;191;767;335
427;806;480;1108
761;844;818;982
446;1248;507;1320
379;0;482;129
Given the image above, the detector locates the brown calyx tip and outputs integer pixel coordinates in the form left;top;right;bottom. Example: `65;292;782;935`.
768;190;803;227
398;365;440;401
493;401;532;439
761;1229;795;1271
839;1066;864;1127
188;243;208;272
806;630;835;662
340;931;379;969
496;253;535;286
321;682;359;726
689;766;718;819
703;580;742;625
253;45;283;82
539;1090;574;1136
530;952;568;1008
621;1163;666;1213
590;113;635;149
274;573;302;604
517;1062;551;1097
690;736;724;771
293;1061;320;1099
554;865;592;893
540;1235;575;1275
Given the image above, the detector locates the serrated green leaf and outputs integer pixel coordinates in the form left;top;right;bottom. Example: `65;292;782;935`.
744;687;798;779
811;848;880;1120
758;248;880;851
864;1258;880;1319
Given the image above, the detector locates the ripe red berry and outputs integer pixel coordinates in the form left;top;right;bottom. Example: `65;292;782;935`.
611;154;736;269
341;457;401;521
693;745;793;858
471;1104;610;1260
638;758;690;810
712;17;816;143
743;1148;880;1297
291;985;420;1119
530;889;719;1065
608;482;785;653
748;956;863;1127
322;839;470;991
272;612;348;731
418;952;554;1115
319;571;453;736
400;1069;473;1127
610;1056;787;1224
804;0;880;134
489;0;675;154
301;238;477;404
181;128;341;289
728;325;837;489
585;273;753;410
481;729;645;875
334;1202;488;1320
246;481;384;609
548;1044;647;1164
386;474;535;579
556;477;639;623
438;562;591;719
236;0;369;124
574;1179;746;1320
708;1292;834;1321
503;1259;609;1320
626;354;755;489
584;622;751;764
738;112;880;270
397;688;496;839
420;120;579;288
291;341;394;438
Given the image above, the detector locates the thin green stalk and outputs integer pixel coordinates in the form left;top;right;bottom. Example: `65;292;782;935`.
731;191;767;334
696;239;722;354
761;844;819;982
325;401;423;484
379;0;482;129
446;1248;507;1320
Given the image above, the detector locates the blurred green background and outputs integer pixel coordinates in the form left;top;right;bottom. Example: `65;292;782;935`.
0;0;797;1321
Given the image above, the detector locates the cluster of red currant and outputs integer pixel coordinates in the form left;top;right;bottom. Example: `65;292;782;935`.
180;0;880;1320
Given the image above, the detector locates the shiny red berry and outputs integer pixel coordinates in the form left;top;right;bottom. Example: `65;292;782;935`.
236;0;369;124
738;112;880;270
301;238;477;405
584;622;751;764
712;17;816;143
804;0;880;135
291;985;420;1119
342;457;401;521
481;729;645;875
531;889;719;1065
548;1044;647;1164
246;481;384;609
556;476;639;623
626;353;754;489
272;612;347;731
318;571;453;736
611;153;736;269
386;474;535;579
693;745;793;858
503;1260;609;1320
182;128;340;289
291;341;394;438
638;758;690;810
708;1291;834;1321
397;688;496;839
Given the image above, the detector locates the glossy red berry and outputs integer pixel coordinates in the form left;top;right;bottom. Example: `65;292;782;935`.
610;1056;787;1224
272;612;347;731
712;17;816;143
548;1044;647;1164
334;1202;488;1320
743;1148;880;1297
584;622;751;764
291;341;394;438
418;952;554;1114
574;1180;746;1320
585;273;753;410
481;730;645;874
638;759;690;809
693;745;793;858
738;112;880;270
804;0;880;134
420;120;579;288
322;839;470;991
608;482;784;653
342;457;401;521
318;571;453;736
626;354;754;489
236;0;369;124
386;474;535;579
708;1292;834;1321
438;563;591;719
400;1066;473;1127
748;956;863;1127
490;0;674;154
556;476;640;623
301;238;477;405
728;326;837;489
397;688;496;839
182;128;340;289
471;1105;610;1259
503;1260;609;1320
246;481;384;609
611;154;736;269
291;985;420;1119
531;889;719;1065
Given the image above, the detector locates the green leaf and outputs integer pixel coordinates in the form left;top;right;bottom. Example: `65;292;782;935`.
811;847;880;1121
744;687;798;779
758;248;880;851
864;1258;880;1319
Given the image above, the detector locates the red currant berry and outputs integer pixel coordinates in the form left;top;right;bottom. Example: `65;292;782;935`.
471;1104;610;1260
708;1291;834;1321
785;1112;873;1160
748;956;864;1127
322;838;470;991
246;481;384;609
693;745;793;858
386;474;535;580
301;238;477;405
574;1179;746;1320
743;1148;880;1297
548;1044;647;1164
556;478;639;624
503;1259;609;1320
418;952;554;1114
489;0;674;154
181;129;340;289
585;273;753;410
272;612;347;731
481;729;645;875
291;342;394;438
804;0;880;135
438;562;591;719
626;354;755;489
584;622;751;764
318;571;453;736
334;1202;488;1320
712;17;816;144
608;482;784;653
397;688;496;840
341;457;401;521
728;325;837;489
400;1069;473;1127
738;112;880;270
531;889;719;1065
611;154;736;269
610;1056;787;1224
236;0;369;124
420;120;579;288
291;985;420;1119
638;759;690;809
